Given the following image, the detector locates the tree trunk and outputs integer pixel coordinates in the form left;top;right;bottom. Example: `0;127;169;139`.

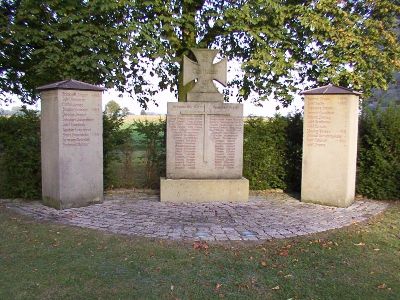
177;0;201;102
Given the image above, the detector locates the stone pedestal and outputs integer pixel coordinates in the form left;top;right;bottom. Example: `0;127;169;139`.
38;79;104;209
160;178;249;203
301;85;361;207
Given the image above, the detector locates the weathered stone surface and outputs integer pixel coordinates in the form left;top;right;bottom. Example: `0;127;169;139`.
166;102;243;179
40;87;103;209
183;48;227;102
160;177;249;202
301;87;360;207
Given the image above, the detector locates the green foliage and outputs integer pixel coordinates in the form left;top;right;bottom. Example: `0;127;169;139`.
357;105;400;200
103;107;133;189
1;1;399;107
244;117;288;190
0;107;41;198
0;0;132;104
129;0;399;105
132;119;166;188
284;113;303;192
1;108;399;200
243;114;303;191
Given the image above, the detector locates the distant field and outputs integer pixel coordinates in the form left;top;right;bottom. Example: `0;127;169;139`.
124;115;166;124
124;114;267;124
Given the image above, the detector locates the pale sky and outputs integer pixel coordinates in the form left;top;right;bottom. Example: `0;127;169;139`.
1;88;304;117
102;87;304;117
2;60;305;116
101;58;305;116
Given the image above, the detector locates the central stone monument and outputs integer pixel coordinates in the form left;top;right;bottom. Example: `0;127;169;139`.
160;49;249;202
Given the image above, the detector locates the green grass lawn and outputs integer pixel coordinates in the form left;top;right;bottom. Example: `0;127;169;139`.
0;202;399;300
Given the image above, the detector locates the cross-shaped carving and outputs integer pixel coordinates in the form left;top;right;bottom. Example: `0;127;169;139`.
183;49;227;102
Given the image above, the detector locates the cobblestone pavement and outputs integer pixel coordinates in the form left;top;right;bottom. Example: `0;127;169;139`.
1;191;388;241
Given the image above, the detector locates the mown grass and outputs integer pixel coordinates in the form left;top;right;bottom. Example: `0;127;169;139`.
0;202;399;299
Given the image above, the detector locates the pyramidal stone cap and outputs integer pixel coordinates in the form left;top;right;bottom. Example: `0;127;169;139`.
301;84;362;95
37;79;105;92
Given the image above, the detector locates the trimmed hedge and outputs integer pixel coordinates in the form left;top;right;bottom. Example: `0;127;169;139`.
243;115;303;191
0;108;41;198
0;107;398;200
357;106;400;200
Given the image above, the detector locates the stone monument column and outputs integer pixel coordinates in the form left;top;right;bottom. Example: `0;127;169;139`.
160;49;249;202
38;79;105;209
301;84;361;207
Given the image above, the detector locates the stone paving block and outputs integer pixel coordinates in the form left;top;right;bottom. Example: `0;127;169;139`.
1;193;389;242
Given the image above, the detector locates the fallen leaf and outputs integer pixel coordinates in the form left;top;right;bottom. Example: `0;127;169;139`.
373;248;380;251
377;283;386;289
170;285;174;291
193;241;209;250
271;285;280;290
354;242;365;246
279;250;289;257
214;283;222;291
260;261;268;267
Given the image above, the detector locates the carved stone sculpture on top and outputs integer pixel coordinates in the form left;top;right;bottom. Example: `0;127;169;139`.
183;49;227;102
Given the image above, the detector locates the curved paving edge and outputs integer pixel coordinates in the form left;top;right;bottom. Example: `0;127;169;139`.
1;193;388;241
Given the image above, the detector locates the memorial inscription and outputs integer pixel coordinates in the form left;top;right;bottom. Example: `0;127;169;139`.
210;115;242;169
61;91;101;147
305;96;347;148
166;102;243;179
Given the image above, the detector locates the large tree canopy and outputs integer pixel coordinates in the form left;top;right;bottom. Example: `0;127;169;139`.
0;0;132;104
1;0;399;108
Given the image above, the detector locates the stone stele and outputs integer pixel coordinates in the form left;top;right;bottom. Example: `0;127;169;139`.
161;49;249;202
301;84;361;207
38;79;104;209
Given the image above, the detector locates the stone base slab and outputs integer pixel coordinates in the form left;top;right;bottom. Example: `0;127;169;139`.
301;195;354;208
160;177;249;203
43;195;103;210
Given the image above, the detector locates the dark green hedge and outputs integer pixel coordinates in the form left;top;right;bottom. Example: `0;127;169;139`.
0;107;398;200
243;114;302;191
0;108;41;198
357;106;400;200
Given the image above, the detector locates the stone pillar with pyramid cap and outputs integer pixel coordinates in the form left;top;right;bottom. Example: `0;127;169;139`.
160;49;249;202
38;79;104;209
301;84;361;207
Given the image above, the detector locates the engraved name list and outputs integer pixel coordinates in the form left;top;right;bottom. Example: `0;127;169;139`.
61;91;100;146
